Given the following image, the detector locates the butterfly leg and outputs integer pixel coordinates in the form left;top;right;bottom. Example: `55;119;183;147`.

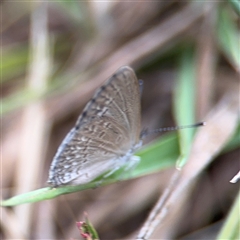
125;155;140;171
93;165;122;188
94;155;141;187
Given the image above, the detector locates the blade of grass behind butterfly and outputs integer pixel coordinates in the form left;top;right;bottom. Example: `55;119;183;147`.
228;0;240;16
217;6;240;72
1;133;178;206
2;45;29;82
216;189;240;240
174;47;197;168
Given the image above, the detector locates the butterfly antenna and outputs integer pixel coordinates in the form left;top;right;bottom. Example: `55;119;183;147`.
141;122;206;138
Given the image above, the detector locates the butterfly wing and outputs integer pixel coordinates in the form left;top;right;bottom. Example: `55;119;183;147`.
77;66;141;146
48;66;141;186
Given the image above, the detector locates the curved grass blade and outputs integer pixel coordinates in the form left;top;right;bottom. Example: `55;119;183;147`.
217;190;240;240
1;133;179;206
218;7;240;71
174;48;197;168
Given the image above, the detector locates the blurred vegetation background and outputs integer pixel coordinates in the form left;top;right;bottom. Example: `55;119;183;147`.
1;1;240;239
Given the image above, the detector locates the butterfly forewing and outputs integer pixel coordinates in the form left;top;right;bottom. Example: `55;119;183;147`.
48;66;141;186
77;66;141;145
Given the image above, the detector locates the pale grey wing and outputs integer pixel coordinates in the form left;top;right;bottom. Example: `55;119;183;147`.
48;116;133;186
48;66;141;186
76;66;141;148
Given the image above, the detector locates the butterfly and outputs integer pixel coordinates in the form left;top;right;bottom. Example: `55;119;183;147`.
48;66;142;187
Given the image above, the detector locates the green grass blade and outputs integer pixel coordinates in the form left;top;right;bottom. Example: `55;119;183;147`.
218;7;240;71
1;133;179;206
1;46;29;82
174;48;196;168
2;88;43;114
216;190;240;240
228;0;240;16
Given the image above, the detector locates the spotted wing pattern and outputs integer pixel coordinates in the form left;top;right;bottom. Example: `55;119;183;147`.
48;66;141;186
